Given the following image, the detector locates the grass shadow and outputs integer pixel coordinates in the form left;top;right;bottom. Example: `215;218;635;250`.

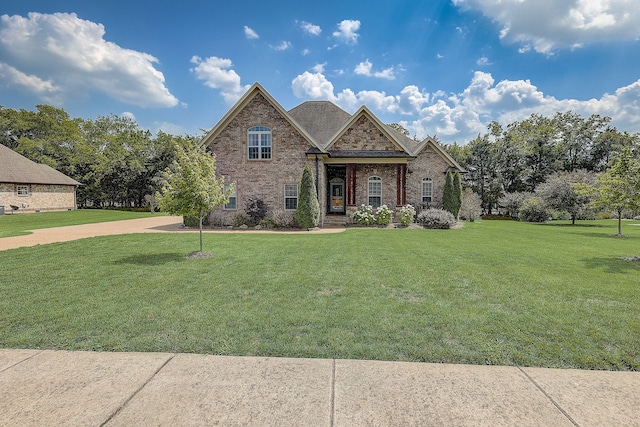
582;257;640;273
535;223;608;228
114;252;186;266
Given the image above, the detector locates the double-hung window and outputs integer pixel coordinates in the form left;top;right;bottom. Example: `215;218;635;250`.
248;126;272;160
224;184;237;210
284;184;298;210
368;176;382;208
17;185;29;197
422;178;433;203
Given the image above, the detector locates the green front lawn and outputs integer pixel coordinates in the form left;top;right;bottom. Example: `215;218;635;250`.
1;219;639;370
0;209;159;238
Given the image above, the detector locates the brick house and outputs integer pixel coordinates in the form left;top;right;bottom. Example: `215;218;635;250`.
0;144;81;214
201;83;464;226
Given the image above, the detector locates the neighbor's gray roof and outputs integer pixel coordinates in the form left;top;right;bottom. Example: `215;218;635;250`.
0;144;81;186
288;101;352;147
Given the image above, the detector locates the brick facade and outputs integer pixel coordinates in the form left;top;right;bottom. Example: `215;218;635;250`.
0;183;77;213
203;84;462;226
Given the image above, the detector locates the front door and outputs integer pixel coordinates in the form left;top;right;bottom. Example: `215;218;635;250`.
329;178;345;213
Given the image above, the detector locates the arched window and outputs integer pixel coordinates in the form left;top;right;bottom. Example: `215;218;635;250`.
422;178;433;203
368;176;382;208
248;126;272;160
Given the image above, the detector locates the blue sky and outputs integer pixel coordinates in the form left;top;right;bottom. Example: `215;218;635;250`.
1;0;640;144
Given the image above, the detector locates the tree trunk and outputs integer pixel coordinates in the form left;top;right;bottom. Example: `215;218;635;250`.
199;216;203;253
617;209;622;236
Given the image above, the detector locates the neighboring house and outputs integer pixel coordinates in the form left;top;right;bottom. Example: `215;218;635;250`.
0;144;81;214
201;83;464;226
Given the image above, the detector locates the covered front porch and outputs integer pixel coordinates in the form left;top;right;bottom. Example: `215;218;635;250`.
321;158;412;227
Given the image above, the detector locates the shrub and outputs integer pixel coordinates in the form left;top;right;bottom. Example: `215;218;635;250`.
353;205;376;225
416;208;457;229
258;216;274;229
398;204;416;226
271;209;295;228
295;165;320;229
459;188;482;222
244;197;268;225
376;204;393;225
233;212;249;228
498;192;531;219
183;215;210;227
518;197;550;222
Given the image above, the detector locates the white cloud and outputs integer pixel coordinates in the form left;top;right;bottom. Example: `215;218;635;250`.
332;19;361;45
121;111;136;121
0;12;179;108
292;69;640;144
476;56;492;66
354;59;396;80
453;0;640;54
300;21;321;36
244;26;259;39
313;63;326;73
272;41;292;51
190;55;250;104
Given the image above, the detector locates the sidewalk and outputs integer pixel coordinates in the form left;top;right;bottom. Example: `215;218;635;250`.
1;349;638;426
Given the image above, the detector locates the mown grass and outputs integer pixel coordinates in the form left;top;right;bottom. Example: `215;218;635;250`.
0;209;158;238
1;219;639;370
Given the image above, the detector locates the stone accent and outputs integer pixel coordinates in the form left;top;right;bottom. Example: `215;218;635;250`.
405;145;450;208
332;116;399;151
0;183;77;213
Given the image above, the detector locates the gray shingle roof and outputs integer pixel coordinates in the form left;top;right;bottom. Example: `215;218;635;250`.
0;144;81;186
288;101;352;147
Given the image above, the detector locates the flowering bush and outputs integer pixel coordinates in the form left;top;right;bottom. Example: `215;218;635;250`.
376;204;393;225
353;204;376;225
398;204;416;226
416;208;457;229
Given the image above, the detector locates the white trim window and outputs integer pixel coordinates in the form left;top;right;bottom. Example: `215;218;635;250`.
284;184;298;210
17;185;29;197
368;176;382;208
422;178;433;203
248;126;272;160
224;184;237;210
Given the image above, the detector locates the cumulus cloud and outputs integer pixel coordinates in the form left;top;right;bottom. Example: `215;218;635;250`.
333;20;361;45
244;26;259;39
271;41;292;51
354;59;396;80
0;12;179;108
291;69;640;143
300;21;321;36
453;0;640;54
190;55;250;104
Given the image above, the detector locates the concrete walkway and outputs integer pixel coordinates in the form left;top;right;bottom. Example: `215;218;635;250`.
2;218;639;425
1;349;638;426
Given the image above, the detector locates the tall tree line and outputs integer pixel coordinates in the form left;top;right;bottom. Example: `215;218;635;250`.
0;105;198;208
445;111;640;214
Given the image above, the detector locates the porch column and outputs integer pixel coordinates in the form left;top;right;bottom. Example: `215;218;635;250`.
346;163;356;206
396;164;407;206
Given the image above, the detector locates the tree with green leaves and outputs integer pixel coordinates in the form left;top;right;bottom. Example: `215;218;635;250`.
156;146;234;254
536;170;596;224
295;164;320;229
575;147;640;235
443;169;463;219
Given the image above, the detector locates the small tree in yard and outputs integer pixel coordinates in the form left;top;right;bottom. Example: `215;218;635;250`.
536;170;596;225
156;146;233;255
443;170;462;219
574;147;640;236
295;164;320;229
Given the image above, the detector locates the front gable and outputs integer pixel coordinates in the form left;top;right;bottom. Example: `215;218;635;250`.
325;107;407;154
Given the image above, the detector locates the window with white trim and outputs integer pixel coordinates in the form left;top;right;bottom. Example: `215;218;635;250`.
284;184;298;210
17;185;29;197
368;176;382;208
248;126;272;160
224;184;237;210
422;178;433;203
